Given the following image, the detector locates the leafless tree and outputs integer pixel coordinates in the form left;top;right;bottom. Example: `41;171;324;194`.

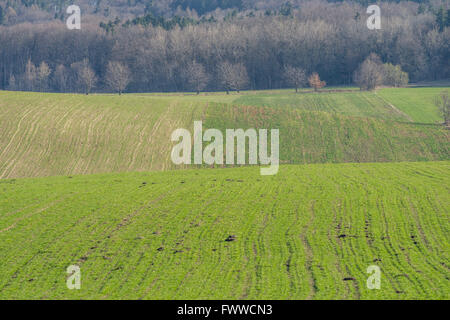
105;61;132;95
7;74;16;91
434;91;450;127
73;59;97;95
53;65;69;93
185;61;209;94
37;61;51;92
218;62;249;94
354;54;383;91
284;66;307;93
24;59;36;91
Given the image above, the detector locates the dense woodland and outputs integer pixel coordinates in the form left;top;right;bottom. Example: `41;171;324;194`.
0;0;449;93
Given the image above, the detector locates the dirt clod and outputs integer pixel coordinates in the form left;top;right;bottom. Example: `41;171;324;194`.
225;235;236;242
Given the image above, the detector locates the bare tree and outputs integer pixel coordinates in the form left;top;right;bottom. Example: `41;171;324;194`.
354;54;383;91
73;59;97;95
284;66;307;93
218;62;249;94
7;74;16;91
54;65;69;93
105;61;132;95
24;59;36;91
434;90;450;127
185;61;209;94
37;61;51;92
308;72;326;92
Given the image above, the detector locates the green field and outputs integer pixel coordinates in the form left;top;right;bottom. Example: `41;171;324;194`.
0;162;448;299
0;88;448;179
204;103;448;164
0;87;449;300
229;87;445;123
0;92;203;178
377;88;445;123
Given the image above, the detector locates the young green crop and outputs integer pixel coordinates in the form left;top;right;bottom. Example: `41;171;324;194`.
377;88;445;123
203;103;449;165
0;162;448;299
0;89;448;179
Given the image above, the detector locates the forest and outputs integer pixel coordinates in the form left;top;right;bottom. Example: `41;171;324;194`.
0;0;449;93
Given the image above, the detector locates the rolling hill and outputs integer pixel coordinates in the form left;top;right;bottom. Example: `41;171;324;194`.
0;87;449;300
0;88;448;179
0;162;448;299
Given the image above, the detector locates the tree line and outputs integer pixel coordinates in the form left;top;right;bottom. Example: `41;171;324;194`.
0;0;449;94
0;1;440;23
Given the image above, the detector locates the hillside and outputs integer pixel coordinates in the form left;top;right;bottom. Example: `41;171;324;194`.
0;162;448;299
0;88;449;179
0;92;204;178
376;88;445;123
233;88;445;123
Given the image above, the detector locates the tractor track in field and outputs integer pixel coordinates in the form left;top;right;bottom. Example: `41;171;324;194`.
376;198;423;296
129;111;160;170
333;215;361;299
0;105;42;179
398;187;447;290
0;247;44;292
148;101;177;171
0;194;77;234
172;194;224;297
342;213;362;299
4;108;45;177
335;191;364;300
0;191;92;294
94;183;190;294
284;202;300;297
424;193;450;252
80;109;109;174
299;200;317;300
39;207;111;298
74;186;173;272
159;180;227;297
412;192;449;257
3;199;55;218
374;92;414;122
407;199;450;279
361;201;399;295
239;184;280;300
138;181;240;299
240;201;271;299
331;198;360;299
72;108;105;175
0;106;35;161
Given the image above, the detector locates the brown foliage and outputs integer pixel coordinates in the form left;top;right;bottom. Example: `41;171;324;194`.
308;73;326;92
